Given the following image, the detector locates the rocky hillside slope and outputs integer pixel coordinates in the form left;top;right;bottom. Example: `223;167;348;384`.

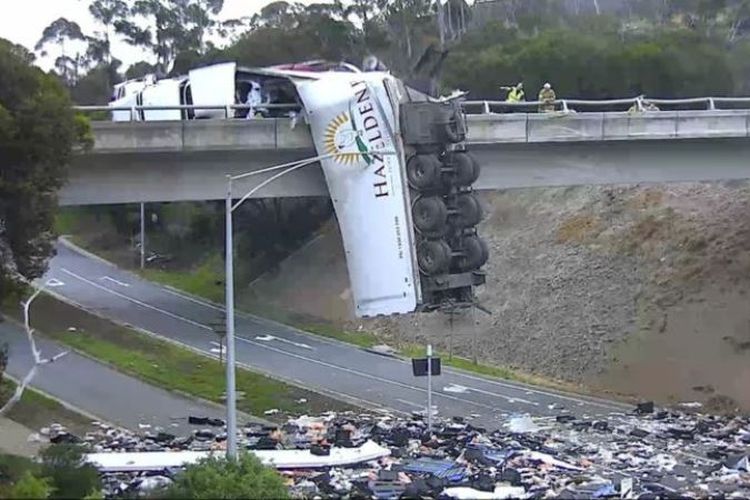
245;182;750;411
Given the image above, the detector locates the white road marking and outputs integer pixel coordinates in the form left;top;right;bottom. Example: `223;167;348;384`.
45;278;65;287
443;384;469;393
100;276;130;287
395;398;424;409
443;382;533;405
60;268;212;332
255;334;313;350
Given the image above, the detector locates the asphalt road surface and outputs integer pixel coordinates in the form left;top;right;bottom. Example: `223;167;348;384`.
2;321;227;434
44;242;630;429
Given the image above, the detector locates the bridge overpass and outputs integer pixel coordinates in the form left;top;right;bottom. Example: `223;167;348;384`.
61;109;750;205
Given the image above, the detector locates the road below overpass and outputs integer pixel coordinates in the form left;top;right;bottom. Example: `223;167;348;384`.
2;321;227;433
42;242;629;428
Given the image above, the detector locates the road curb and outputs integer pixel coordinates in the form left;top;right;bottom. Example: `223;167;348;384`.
58;236;116;267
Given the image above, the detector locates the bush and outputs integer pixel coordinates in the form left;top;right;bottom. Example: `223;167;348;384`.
39;444;101;500
10;471;52;499
0;454;39;498
161;453;288;499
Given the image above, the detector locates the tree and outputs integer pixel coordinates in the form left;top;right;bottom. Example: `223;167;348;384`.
10;471;53;499
0;38;92;304
35;18;87;84
125;60;158;79
71;61;122;104
0;343;7;383
162;453;288;499
39;445;101;500
114;0;226;74
89;0;129;63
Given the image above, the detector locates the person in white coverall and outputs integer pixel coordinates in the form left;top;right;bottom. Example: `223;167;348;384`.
245;81;262;118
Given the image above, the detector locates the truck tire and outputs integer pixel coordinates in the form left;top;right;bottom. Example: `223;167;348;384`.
413;196;448;235
441;108;465;143
456;236;488;271
453;193;483;227
407;154;442;190
451;152;480;186
418;240;452;276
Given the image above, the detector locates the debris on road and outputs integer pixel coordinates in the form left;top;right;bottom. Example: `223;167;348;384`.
35;405;750;498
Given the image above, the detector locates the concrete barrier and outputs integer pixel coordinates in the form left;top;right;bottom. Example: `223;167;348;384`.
623;112;679;139
182;120;276;151
526;113;604;142
275;119;315;149
466;114;527;143
675;110;748;138
90;111;750;155
91;122;183;153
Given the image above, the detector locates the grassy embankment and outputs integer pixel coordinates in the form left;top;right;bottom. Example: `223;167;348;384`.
2;292;355;420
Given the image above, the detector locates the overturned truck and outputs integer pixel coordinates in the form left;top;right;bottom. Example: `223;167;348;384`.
111;62;487;317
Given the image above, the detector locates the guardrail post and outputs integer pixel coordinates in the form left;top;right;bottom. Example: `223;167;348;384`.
225;105;232;119
483;101;490;114
708;98;716;110
130;106;137;122
561;100;569;113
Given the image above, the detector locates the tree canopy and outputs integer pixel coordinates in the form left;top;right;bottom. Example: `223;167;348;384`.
36;0;750;104
162;452;288;499
0;39;91;301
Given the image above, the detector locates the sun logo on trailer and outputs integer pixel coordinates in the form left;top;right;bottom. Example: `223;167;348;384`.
324;112;372;165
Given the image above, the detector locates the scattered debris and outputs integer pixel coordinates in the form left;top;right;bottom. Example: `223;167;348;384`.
36;404;750;498
366;344;398;357
680;401;704;409
264;409;280;416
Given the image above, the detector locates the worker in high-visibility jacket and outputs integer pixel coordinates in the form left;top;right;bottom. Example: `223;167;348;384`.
502;82;525;103
538;82;556;113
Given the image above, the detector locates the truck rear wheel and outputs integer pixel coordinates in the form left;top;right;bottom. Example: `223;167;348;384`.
418;240;452;275
453;193;482;227
450;152;480;187
407;154;442;190
456;236;488;271
413;196;448;236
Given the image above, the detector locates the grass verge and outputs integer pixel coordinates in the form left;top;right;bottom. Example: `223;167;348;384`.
0;379;92;436
3;293;356;421
140;253;224;304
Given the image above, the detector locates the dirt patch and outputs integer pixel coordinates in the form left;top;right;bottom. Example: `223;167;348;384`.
556;214;601;243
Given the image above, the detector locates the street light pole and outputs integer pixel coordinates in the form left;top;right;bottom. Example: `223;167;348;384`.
140;202;145;270
224;175;237;459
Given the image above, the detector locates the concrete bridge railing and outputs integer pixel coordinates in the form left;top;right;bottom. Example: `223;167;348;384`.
86;110;750;155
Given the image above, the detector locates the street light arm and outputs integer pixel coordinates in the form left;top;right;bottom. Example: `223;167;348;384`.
230;150;398;212
230;153;334;182
231;158;323;212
